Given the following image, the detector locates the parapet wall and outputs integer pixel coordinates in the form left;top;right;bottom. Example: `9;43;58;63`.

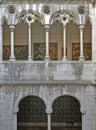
0;61;95;84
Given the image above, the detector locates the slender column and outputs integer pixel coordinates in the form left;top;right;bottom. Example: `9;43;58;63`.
14;114;17;130
45;25;50;61
9;25;15;61
28;23;32;61
63;25;67;61
91;19;96;61
0;21;3;61
79;25;85;61
47;113;51;130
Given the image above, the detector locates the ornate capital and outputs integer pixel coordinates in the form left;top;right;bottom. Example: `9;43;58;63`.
46;108;52;114
44;25;50;30
9;25;15;31
79;25;85;29
46;104;52;114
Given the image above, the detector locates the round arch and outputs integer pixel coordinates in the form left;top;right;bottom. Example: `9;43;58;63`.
14;94;46;113
51;95;82;130
17;95;47;130
52;94;82;110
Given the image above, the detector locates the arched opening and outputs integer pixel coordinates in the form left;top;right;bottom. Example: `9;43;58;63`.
52;95;82;130
17;96;47;130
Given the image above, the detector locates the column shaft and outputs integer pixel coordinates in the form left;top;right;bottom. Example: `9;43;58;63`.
28;23;32;61
92;20;96;61
45;25;50;61
0;23;3;61
79;25;85;61
9;25;15;61
47;113;51;130
63;25;67;61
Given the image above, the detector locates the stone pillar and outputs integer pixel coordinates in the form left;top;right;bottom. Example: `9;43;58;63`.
13;113;17;130
47;113;51;130
9;25;15;61
91;19;96;61
63;25;67;61
45;25;50;61
79;25;85;61
0;20;3;61
28;23;32;61
82;86;96;130
46;111;52;130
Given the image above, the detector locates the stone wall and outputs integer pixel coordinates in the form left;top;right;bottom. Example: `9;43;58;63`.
0;61;96;130
0;83;96;130
0;61;96;84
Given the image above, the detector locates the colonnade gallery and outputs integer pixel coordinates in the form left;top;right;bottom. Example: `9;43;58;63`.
0;0;96;130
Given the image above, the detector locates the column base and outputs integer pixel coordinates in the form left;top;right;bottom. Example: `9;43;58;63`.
79;55;85;61
28;58;32;61
9;56;15;61
63;56;67;61
28;56;32;61
45;56;50;61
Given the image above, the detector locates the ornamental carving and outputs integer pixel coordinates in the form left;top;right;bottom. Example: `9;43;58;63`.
19;11;40;24
78;5;87;14
42;5;51;15
7;5;16;14
53;10;76;25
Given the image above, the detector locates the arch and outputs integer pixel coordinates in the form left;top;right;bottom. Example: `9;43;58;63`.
17;95;47;122
14;94;46;114
52;94;82;110
18;9;41;23
51;9;76;24
51;95;82;129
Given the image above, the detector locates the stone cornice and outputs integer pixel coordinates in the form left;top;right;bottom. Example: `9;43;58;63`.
1;0;94;4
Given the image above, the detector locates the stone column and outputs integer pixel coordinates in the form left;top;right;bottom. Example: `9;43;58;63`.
45;25;50;61
63;25;67;61
91;19;96;61
9;25;15;61
79;25;85;61
0;20;3;61
28;23;32;61
82;86;96;130
47;112;51;130
13;114;17;130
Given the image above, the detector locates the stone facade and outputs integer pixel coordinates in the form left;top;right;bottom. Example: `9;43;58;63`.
0;1;96;130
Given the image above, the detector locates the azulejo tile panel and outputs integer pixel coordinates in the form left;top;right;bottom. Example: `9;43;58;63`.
33;43;58;61
3;45;28;60
72;43;91;60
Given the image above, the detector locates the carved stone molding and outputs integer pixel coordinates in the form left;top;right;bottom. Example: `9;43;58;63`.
1;0;93;4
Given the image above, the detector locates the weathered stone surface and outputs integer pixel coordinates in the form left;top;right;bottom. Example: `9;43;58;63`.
1;0;93;4
0;61;95;84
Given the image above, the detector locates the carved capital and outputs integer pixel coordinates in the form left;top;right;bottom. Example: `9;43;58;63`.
9;25;15;30
44;25;50;31
79;25;85;29
46;104;52;114
46;108;52;114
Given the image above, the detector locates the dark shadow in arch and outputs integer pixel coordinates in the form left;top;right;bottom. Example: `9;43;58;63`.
17;95;47;130
52;95;82;130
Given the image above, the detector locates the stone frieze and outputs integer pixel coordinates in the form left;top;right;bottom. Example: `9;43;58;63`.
1;0;93;4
